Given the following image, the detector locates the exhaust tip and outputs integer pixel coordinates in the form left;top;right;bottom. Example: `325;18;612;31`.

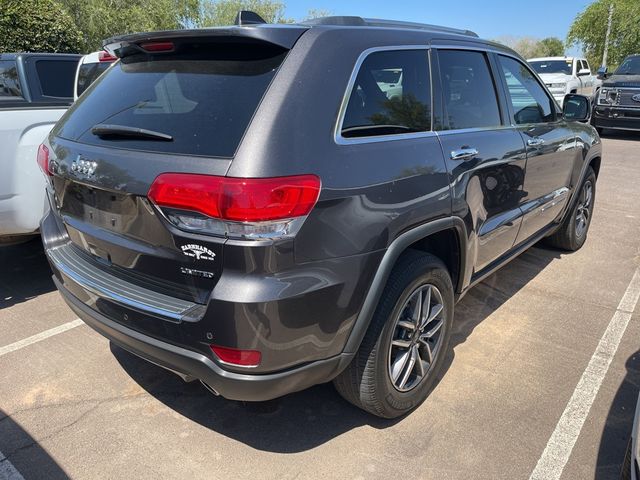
200;380;220;396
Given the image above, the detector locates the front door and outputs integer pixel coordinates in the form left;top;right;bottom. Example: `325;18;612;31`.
496;54;578;244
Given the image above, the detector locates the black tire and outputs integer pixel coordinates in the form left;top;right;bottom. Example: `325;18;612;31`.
333;250;454;418
545;167;596;251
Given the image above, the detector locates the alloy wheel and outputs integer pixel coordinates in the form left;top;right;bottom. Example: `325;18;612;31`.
387;284;446;392
575;180;593;238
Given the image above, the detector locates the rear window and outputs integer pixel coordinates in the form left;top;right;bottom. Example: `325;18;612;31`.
54;42;287;158
76;61;112;97
35;59;78;98
0;61;22;99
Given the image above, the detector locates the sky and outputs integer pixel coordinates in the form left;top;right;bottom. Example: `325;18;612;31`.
284;0;594;55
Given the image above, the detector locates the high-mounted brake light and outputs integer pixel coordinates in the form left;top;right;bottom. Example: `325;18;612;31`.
210;345;261;367
139;41;175;52
37;144;52;177
98;50;117;62
148;174;321;239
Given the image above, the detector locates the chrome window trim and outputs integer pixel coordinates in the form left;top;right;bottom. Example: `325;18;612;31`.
334;45;434;146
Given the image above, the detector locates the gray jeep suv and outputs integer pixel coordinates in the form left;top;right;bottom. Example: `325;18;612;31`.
40;13;602;418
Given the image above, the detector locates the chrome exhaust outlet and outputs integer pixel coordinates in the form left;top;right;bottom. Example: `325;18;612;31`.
200;380;220;396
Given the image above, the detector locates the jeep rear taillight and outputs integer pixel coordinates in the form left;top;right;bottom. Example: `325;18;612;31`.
148;174;321;239
37;144;52;177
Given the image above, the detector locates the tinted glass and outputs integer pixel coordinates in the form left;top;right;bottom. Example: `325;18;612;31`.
342;50;431;138
529;60;573;75
615;56;640;75
0;61;22;98
438;50;501;130
499;55;555;124
76;62;112;97
54;43;286;158
35;59;77;98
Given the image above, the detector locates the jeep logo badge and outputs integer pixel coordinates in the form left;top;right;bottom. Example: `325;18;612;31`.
72;156;98;177
632;93;640;103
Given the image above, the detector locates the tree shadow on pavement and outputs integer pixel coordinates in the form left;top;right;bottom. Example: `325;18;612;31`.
112;244;561;453
0;408;69;479
0;238;55;309
595;350;640;480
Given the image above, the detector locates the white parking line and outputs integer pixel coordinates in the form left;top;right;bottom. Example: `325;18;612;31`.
0;449;25;480
0;319;84;357
530;267;640;480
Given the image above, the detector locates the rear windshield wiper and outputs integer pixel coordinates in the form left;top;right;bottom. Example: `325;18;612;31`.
91;124;173;141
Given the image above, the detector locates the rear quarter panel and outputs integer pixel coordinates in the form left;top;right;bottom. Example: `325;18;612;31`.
228;27;452;262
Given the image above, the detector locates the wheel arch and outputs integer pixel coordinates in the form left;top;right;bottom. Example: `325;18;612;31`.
342;217;468;355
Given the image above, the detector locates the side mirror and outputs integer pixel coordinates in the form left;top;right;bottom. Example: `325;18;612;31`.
577;68;591;76
563;94;591;122
597;66;608;79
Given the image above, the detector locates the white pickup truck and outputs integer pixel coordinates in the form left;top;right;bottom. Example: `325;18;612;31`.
528;56;600;106
0;52;80;244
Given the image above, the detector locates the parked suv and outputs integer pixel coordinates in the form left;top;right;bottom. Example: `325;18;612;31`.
41;14;602;418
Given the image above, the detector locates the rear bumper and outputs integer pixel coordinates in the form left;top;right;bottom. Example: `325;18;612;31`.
593;106;640;131
56;276;352;401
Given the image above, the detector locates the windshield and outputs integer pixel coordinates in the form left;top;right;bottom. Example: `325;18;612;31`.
54;41;286;158
529;60;573;75
614;56;640;75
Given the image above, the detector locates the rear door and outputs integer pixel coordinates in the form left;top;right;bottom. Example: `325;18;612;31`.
495;54;578;244
433;47;527;276
48;36;295;304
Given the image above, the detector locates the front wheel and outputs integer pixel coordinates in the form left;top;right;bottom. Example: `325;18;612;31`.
545;167;596;251
333;251;454;418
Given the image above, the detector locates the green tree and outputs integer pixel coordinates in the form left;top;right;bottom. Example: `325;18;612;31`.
198;0;292;27
567;0;640;69
59;0;200;52
0;0;83;53
538;37;565;57
493;36;565;59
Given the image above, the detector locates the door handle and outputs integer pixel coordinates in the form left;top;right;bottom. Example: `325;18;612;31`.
527;137;545;147
450;148;479;161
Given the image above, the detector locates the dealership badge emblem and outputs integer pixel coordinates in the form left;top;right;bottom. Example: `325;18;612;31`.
181;244;216;261
632;94;640;103
72;156;98;177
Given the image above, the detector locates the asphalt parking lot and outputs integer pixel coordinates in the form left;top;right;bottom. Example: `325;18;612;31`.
1;132;639;480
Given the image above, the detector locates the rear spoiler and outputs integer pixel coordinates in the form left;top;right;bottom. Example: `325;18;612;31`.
103;25;308;58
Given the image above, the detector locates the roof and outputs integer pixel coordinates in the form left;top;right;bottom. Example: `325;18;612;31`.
105;13;482;53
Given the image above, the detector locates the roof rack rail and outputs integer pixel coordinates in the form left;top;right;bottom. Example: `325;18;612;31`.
302;16;478;37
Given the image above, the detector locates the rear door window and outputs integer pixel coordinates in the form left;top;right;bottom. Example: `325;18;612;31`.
0;61;23;99
55;42;287;158
437;50;502;130
35;59;78;98
341;49;431;138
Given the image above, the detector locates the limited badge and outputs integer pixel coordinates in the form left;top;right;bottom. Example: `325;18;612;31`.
181;244;216;261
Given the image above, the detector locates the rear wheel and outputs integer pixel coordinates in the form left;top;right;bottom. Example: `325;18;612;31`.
546;167;596;251
333;251;453;418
